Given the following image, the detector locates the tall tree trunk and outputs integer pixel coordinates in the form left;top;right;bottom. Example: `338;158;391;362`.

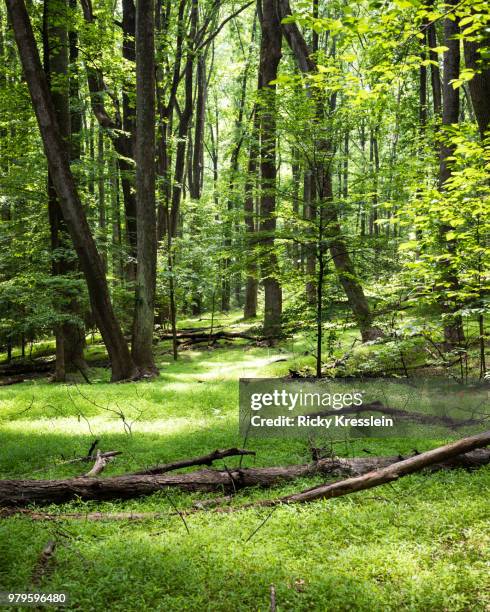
427;13;442;117
419;23;428;128
439;4;464;351
156;0;185;242
131;0;157;375
190;53;206;199
97;128;107;272
463;39;490;139
169;0;198;237
110;156;124;284
121;0;137;282
64;0;88;372
259;0;282;339
43;0;86;379
278;0;380;342
7;0;135;381
243;105;259;319
304;168;317;305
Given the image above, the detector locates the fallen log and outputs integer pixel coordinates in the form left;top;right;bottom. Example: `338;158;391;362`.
132;447;256;475
158;330;261;343
249;430;490;508
0;445;488;508
0;375;32;386
0;360;54;377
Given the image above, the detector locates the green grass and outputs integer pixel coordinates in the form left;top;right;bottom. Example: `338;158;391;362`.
0;320;489;611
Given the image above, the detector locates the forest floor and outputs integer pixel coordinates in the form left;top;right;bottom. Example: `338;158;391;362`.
0;313;489;611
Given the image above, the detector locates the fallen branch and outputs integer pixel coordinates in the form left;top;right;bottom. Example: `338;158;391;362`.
2;508;167;521
83;449;112;477
247;430;490;508
60;450;121;467
132;447;256;476
158;330;262;343
0;446;488;508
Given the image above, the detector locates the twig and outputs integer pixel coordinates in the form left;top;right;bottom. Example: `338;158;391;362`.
132;448;255;476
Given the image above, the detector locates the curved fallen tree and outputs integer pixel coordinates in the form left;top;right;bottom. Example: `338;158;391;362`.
0;433;488;508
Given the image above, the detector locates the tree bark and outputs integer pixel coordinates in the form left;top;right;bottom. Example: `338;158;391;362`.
121;0;137;278
259;0;282;338
439;6;465;351
43;0;87;379
169;0;198;237
463;39;490;139
427;16;442;117
0;445;488;507
64;0;88;373
131;0;158;375
190;53;207;199
243;109;259;319
6;0;135;381
254;430;490;507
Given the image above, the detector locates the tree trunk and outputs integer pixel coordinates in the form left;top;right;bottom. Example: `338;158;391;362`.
121;0;137;282
64;0;88;374
169;0;198;237
463;39;490;139
1;445;488;507
97;128;107;271
439;6;465;351
131;0;157;375
259;0;282;338
7;0;135;381
427;14;442;117
43;0;87;379
190;53;206;199
304;168;317;305
243;131;259;317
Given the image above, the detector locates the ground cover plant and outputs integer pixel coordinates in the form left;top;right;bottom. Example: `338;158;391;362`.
0;0;489;609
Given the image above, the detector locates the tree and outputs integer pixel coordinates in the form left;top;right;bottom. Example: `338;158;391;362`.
277;0;381;342
6;0;135;381
43;0;87;380
438;2;465;350
258;0;282;338
131;0;158;375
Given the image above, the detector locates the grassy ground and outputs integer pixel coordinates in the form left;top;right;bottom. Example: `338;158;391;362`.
0;315;489;611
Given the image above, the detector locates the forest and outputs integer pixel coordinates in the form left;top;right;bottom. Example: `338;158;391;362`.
0;0;489;610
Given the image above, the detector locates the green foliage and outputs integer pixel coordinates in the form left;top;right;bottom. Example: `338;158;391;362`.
0;331;489;610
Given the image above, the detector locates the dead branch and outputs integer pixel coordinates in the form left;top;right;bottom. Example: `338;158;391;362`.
245;430;490;508
158;330;262;343
132;447;256;475
83;450;112;477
